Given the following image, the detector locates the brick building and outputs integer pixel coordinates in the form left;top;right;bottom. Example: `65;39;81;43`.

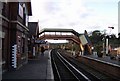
1;1;32;72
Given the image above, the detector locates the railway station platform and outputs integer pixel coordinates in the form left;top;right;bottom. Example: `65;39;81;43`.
77;54;120;80
2;50;54;80
82;54;120;67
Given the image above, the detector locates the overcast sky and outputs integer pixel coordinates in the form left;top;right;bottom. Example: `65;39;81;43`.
29;0;119;36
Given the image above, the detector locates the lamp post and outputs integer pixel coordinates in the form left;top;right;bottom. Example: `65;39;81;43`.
108;27;114;33
106;27;114;55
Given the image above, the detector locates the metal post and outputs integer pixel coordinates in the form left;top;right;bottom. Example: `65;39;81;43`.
103;42;104;53
106;38;109;55
101;29;106;56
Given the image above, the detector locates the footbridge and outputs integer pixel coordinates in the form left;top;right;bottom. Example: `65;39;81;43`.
38;28;92;54
39;28;81;44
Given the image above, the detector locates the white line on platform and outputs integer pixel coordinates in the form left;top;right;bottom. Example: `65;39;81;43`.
46;50;54;80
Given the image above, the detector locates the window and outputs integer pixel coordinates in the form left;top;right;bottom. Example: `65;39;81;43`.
23;3;29;27
18;3;23;18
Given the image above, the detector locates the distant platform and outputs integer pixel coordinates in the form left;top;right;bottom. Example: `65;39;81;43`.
83;54;120;67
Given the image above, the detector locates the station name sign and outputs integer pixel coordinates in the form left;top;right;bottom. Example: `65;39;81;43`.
79;35;91;45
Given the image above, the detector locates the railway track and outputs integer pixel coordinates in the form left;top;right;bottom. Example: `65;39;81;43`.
51;49;99;81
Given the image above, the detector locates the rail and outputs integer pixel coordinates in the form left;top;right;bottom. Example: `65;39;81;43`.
51;49;91;81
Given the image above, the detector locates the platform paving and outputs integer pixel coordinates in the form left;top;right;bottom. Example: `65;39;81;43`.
2;50;54;80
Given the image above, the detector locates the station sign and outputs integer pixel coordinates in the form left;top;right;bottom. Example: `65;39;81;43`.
35;40;46;44
79;35;91;45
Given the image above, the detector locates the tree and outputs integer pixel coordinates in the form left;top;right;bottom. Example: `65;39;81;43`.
108;34;119;48
89;30;103;45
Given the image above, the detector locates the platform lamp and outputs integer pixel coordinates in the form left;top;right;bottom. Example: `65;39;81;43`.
106;27;114;55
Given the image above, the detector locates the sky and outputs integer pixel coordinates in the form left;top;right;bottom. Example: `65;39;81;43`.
29;0;119;43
